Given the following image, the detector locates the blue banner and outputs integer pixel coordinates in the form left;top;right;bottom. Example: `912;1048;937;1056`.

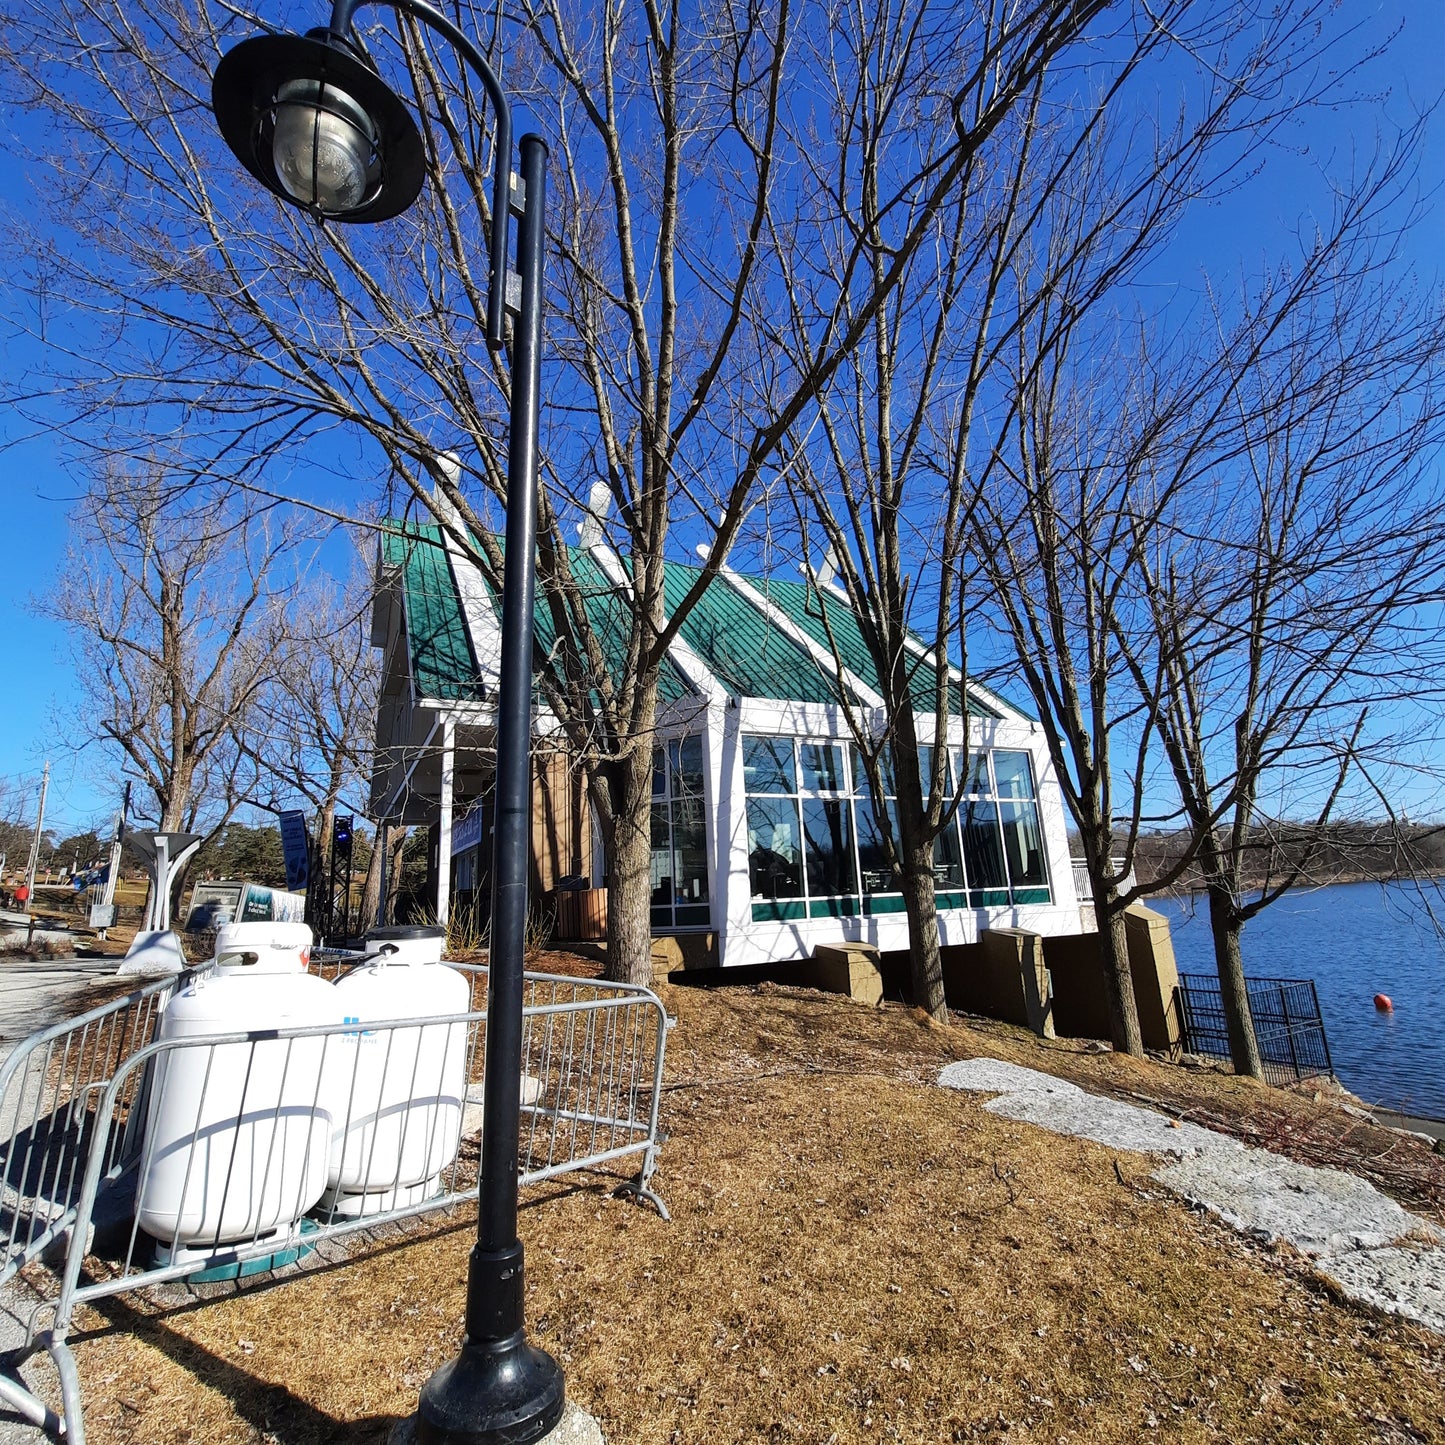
278;810;311;892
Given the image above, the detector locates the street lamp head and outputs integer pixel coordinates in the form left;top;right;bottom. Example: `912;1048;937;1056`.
212;28;425;223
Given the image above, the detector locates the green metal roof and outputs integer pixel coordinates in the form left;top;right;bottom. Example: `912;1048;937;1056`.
380;523;691;705
491;542;693;706
381;522;1009;717
661;560;848;704
742;574;1002;719
381;524;485;702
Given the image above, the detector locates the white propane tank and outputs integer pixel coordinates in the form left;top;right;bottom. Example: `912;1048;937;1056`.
212;920;313;974
321;925;470;1218
136;969;343;1253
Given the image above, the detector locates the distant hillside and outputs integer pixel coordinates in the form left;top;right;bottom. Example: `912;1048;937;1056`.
1132;822;1445;893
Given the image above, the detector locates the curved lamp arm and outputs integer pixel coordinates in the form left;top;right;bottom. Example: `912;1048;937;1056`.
327;0;513;345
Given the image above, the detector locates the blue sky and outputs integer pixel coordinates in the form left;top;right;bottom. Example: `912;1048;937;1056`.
0;2;1443;835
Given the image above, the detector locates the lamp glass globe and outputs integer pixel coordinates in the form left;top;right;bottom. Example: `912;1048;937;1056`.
271;77;378;214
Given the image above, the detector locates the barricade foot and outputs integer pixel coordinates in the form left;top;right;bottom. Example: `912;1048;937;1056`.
613;1158;669;1220
0;1368;63;1439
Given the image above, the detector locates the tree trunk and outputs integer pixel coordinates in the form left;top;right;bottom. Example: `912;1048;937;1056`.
887;709;945;1018
316;799;337;933
385;827;408;927
160;789;190;922
899;842;946;1019
1097;896;1144;1056
1206;880;1263;1079
602;748;655;987
359;823;389;935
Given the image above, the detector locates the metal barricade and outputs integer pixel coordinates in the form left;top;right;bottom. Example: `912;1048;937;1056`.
0;968;203;1293
0;964;669;1443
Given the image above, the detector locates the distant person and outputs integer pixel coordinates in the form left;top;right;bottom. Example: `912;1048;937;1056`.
13;883;29;911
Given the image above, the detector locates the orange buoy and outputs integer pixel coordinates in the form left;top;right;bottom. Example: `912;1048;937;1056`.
1374;993;1394;1012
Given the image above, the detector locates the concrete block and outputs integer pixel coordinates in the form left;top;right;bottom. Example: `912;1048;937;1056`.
808;944;884;1006
1125;903;1182;1053
117;929;187;976
976;929;1055;1039
651;933;719;972
1043;910;1184;1052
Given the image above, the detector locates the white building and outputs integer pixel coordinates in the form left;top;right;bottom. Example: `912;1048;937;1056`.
368;519;1083;967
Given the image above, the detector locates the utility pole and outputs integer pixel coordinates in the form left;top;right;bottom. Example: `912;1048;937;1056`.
23;762;51;909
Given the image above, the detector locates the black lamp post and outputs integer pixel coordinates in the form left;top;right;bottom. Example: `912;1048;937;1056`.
212;7;560;1443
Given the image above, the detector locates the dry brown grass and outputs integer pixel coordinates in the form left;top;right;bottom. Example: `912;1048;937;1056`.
59;977;1445;1444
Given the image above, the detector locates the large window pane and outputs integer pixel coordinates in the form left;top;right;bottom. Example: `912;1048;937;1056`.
853;744;895;798
652;746;667;798
993;750;1035;801
932;815;964;887
918;745;953;798
650;802;674;907
1000;801;1047;888
963;752;992;795
672;735;706;801
799;742;846;794
961;799;1007;889
743;736;795;795
747;797;803;898
671;795;710;904
803;799;856;897
855;796;900;894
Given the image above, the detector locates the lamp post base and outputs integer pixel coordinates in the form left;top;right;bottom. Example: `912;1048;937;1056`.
411;1331;565;1445
393;1397;596;1445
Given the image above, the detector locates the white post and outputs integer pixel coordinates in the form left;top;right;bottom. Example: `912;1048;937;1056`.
437;715;456;927
714;702;756;966
150;835;170;931
97;785;128;940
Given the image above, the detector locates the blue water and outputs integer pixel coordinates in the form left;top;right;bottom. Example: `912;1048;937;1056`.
1152;881;1445;1120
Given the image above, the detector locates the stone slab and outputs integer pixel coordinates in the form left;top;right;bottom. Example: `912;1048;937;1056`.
938;1057;1239;1157
1325;1246;1445;1335
1155;1148;1438;1259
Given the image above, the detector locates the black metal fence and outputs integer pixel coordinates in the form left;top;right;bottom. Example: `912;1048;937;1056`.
1175;973;1334;1086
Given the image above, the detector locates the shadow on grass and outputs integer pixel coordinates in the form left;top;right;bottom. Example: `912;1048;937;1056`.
78;1290;400;1443
49;1174;624;1439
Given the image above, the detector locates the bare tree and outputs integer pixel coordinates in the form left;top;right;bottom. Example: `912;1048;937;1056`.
38;469;298;879
1111;145;1445;1075
247;562;381;918
773;3;1360;1029
957;21;1407;1054
0;0;1117;985
0;773;44;873
453;0;1130;983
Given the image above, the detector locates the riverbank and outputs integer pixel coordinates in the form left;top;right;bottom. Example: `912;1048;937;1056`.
1374;1108;1445;1143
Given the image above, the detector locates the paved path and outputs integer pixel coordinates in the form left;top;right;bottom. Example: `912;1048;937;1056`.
0;958;131;1051
941;1058;1445;1336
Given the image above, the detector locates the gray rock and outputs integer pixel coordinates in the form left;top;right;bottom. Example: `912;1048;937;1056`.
938;1057;1239;1158
1325;1246;1445;1334
1154;1149;1437;1258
